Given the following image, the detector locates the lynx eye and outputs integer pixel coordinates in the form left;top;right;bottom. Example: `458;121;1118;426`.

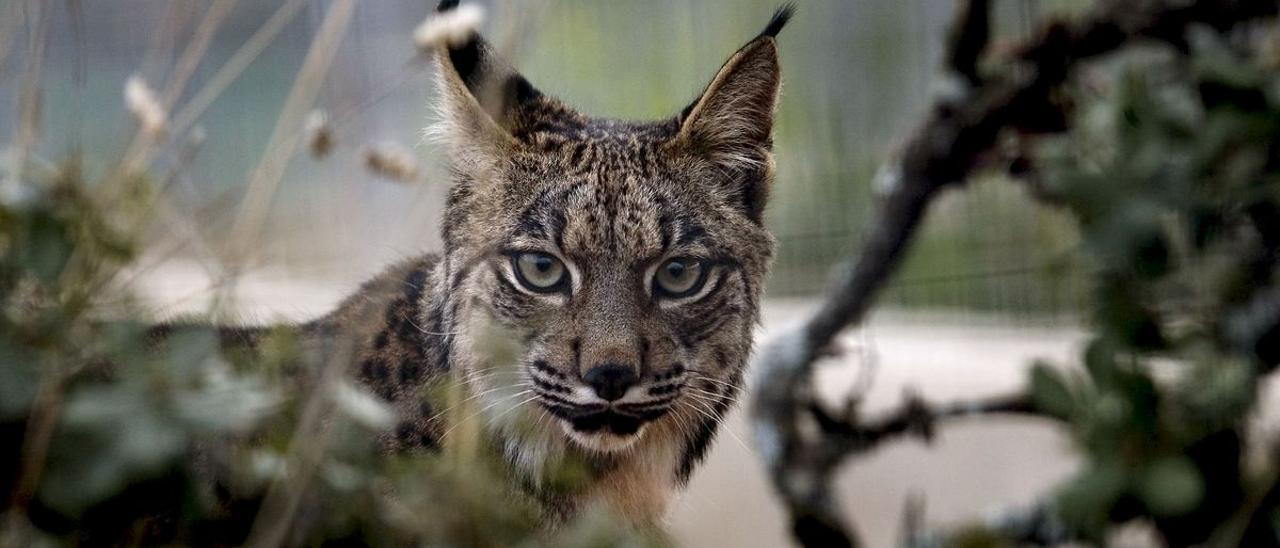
512;252;567;292
654;258;707;298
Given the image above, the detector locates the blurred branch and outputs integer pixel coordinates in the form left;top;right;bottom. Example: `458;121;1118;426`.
749;0;1280;547
5;365;65;521
808;391;1036;454
946;0;989;86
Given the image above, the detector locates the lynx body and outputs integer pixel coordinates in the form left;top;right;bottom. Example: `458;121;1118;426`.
283;0;786;525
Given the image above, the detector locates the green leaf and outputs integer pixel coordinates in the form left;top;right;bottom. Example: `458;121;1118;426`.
39;385;187;514
161;326;221;377
1189;26;1259;89
1055;461;1127;534
20;210;73;284
175;370;279;432
0;337;39;418
1083;338;1117;385
1029;363;1075;419
1094;277;1164;350
1135;456;1204;517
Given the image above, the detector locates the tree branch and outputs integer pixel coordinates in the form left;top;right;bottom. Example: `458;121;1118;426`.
809;391;1037;453
749;1;1280;546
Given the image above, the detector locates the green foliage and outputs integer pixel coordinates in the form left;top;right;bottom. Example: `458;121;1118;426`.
0;164;141;423
0;167;661;546
1022;21;1280;544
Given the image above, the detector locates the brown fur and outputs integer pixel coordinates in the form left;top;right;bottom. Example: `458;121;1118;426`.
210;2;790;527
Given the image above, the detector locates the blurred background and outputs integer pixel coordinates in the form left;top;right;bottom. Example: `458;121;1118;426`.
2;0;1104;545
2;0;1094;319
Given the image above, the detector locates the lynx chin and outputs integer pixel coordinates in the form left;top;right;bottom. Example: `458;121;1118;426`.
225;0;787;527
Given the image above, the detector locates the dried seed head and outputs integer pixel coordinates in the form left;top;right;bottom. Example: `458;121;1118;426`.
124;75;167;136
305;110;334;159
413;4;485;51
363;141;420;183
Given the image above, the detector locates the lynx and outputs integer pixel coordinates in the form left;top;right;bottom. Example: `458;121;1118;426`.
307;0;792;524
12;0;791;533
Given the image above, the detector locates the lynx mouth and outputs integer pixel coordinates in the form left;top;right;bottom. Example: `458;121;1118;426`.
567;410;645;435
541;402;671;450
556;412;653;453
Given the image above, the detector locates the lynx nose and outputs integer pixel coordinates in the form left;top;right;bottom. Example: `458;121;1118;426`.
583;363;637;401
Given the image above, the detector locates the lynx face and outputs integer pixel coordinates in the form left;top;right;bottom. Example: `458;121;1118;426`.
461;136;774;453
430;1;787;464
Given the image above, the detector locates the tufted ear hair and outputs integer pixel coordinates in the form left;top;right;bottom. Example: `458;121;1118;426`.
431;0;545;165
671;5;792;221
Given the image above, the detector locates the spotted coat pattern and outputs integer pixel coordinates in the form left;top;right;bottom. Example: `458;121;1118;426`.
210;1;790;527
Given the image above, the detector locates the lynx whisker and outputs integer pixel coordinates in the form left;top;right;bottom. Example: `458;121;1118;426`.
437;387;533;442
685;370;740;390
483;393;542;431
425;376;527;424
679;397;749;453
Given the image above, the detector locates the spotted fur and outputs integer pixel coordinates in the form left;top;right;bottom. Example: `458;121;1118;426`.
261;1;788;527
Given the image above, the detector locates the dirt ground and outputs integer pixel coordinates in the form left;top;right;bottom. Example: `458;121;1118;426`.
128;265;1088;547
668;301;1085;547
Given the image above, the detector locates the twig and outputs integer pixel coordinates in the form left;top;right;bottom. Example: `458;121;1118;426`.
136;2;186;83
12;0;53;190
808;391;1037;453
163;0;310;160
223;0;356;270
116;0;240;175
243;336;356;548
751;1;994;543
748;0;1280;546
5;360;65;518
946;0;989;86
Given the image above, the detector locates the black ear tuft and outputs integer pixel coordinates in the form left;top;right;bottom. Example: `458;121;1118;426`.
512;75;541;103
759;4;795;39
673;5;788;222
433;0;556;154
449;38;483;89
431;1;484;88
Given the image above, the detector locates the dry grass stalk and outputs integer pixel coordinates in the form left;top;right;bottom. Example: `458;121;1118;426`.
0;0;25;76
13;0;53;188
117;0;239;175
158;0;240;110
111;0;312;300
243;337;359;548
137;2;192;85
224;0;356;270
166;0;309;157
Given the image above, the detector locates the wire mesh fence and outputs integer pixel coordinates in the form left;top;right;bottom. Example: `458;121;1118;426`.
1;0;1093;323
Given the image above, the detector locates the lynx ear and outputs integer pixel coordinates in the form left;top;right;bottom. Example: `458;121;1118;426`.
673;5;792;220
431;0;544;163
